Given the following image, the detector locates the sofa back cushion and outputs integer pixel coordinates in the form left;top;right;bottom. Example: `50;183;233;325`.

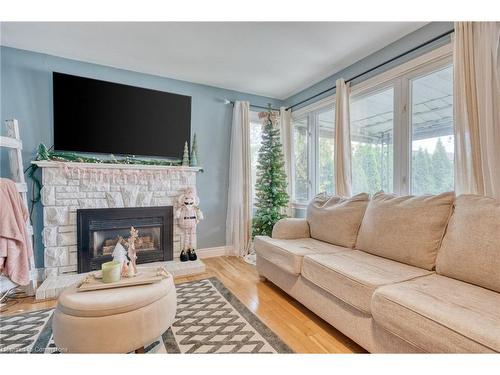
436;195;500;293
306;193;369;248
355;192;455;270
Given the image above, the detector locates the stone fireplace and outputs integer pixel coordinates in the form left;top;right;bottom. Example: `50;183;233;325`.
77;206;173;273
33;161;205;299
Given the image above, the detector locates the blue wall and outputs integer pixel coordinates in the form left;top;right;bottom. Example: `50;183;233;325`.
284;22;454;110
0;46;283;267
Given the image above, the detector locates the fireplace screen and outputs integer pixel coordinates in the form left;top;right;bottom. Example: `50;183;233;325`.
92;226;161;257
77;206;173;273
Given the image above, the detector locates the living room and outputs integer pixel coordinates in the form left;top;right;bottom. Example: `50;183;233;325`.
1;0;499;373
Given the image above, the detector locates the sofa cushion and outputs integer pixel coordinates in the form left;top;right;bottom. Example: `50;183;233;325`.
306;193;369;248
372;274;500;353
436;195;500;293
272;218;310;239
301;250;432;313
355;192;455;270
254;236;348;275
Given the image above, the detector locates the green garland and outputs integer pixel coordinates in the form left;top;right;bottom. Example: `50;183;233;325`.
26;143;182;205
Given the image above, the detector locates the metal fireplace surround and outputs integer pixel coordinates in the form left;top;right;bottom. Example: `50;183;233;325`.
77;206;173;273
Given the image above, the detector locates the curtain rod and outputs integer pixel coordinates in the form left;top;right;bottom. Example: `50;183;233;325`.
285;28;455;111
227;100;280;112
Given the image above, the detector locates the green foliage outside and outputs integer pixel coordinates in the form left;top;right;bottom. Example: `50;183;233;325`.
293;133;453;199
293;127;335;199
252;110;289;237
318;132;335;194
412;138;453;195
351;142;393;195
293;126;308;201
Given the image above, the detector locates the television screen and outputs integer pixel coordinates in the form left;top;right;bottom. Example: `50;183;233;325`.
53;72;191;159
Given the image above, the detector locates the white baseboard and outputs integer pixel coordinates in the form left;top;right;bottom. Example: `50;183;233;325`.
196;245;234;258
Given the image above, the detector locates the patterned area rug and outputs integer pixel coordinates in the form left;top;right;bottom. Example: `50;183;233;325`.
0;277;292;354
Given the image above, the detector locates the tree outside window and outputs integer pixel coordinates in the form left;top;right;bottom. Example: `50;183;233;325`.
292;118;308;202
317;109;335;195
411;65;454;195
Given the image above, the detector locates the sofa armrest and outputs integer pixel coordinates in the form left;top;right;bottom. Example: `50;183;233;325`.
271;218;310;239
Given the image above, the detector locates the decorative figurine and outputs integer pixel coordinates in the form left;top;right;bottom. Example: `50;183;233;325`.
124;226;139;277
179;250;189;262
190;133;199;167
175;187;204;261
182;141;190;166
112;238;129;276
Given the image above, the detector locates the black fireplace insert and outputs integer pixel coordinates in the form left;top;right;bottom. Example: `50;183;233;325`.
77;206;173;273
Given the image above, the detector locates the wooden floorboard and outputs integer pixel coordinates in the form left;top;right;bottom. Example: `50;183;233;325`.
0;256;366;353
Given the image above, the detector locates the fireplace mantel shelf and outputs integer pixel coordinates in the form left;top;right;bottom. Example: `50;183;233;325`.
32;160;203;172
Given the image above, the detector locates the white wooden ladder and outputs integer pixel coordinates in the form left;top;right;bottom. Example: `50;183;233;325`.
0;119;37;296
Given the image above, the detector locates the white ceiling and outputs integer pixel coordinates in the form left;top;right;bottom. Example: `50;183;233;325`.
0;22;427;99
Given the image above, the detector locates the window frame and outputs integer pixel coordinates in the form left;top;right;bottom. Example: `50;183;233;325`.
405;59;454;195
350;82;397;195
290;42;453;205
351;43;453;195
291;95;336;207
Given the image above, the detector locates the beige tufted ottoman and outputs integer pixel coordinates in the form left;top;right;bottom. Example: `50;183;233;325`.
52;276;177;353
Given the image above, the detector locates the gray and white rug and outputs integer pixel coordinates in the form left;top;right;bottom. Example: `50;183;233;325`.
0;277;292;354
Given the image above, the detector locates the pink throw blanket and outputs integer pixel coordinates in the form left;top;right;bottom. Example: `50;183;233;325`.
0;178;33;285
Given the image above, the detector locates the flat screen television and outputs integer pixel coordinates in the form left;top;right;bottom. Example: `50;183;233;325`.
53;72;191;159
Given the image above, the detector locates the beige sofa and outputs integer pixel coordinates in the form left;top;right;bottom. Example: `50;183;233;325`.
255;192;500;353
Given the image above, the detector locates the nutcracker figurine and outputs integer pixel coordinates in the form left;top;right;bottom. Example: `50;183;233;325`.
175;187;204;261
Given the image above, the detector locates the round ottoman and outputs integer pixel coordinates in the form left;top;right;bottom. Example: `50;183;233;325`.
52;276;176;353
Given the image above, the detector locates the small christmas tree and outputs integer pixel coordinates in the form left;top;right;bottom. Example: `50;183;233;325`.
252;105;289;237
190;133;199;167
182;141;190;166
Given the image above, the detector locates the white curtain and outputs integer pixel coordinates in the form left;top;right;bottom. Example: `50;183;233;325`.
280;107;293;215
334;78;352;197
454;22;500;199
226;101;252;257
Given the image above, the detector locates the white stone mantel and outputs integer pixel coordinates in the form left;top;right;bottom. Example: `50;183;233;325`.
32;160;203;172
34;160;202;281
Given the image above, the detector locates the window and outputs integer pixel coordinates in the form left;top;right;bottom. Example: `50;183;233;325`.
350;87;394;195
249;111;262;208
349;44;453;196
290;43;454;202
410;65;454;195
291;101;336;203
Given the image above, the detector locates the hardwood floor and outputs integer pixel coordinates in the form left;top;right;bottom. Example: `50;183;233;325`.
0;256;365;353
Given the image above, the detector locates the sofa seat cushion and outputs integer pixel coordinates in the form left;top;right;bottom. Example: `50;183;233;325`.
254;236;348;275
301;250;432;313
372;274;500;353
355;192;455;270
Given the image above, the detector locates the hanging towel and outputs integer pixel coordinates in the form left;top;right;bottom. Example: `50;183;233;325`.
0;178;33;286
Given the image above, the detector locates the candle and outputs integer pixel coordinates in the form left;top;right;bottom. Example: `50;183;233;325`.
101;261;121;283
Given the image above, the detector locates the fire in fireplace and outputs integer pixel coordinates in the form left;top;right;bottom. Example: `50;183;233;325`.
77;206;173;273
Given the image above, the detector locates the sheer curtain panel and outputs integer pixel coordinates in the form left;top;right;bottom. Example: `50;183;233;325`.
454;22;500;199
334;78;353;197
226;101;252;256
